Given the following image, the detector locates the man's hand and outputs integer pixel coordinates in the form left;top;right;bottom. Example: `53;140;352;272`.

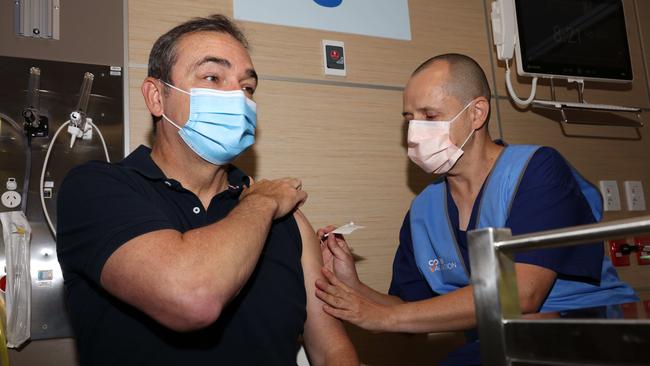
240;177;307;219
317;226;361;290
315;267;394;332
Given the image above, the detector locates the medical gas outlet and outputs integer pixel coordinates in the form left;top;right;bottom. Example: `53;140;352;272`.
2;178;21;209
68;112;93;148
23;66;49;144
609;239;631;267
609;238;650;266
634;237;650;266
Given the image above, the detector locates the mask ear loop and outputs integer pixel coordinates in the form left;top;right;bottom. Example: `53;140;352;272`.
458;128;475;150
457;102;478;151
162;114;182;130
160;80;191;95
158;80;189;130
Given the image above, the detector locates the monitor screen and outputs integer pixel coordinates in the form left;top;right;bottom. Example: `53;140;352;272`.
515;0;632;82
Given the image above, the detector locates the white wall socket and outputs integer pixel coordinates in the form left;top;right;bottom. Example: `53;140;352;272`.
599;180;621;211
1;191;21;209
624;181;646;211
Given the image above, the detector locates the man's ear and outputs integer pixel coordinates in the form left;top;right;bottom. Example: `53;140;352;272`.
470;97;490;130
142;77;164;117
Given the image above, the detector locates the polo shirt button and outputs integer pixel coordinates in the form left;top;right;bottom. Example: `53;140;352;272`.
164;181;172;186
193;207;200;214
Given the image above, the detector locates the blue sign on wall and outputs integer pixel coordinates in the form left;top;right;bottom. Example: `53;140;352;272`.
313;0;343;7
234;0;411;41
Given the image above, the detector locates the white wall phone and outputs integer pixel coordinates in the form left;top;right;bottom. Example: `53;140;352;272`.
490;0;515;61
491;0;538;107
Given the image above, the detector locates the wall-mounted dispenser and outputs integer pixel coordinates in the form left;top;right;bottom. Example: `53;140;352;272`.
14;0;60;40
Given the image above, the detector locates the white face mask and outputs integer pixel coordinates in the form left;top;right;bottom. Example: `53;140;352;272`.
407;101;475;174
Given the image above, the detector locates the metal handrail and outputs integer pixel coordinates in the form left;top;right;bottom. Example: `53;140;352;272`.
495;215;650;251
467;214;650;366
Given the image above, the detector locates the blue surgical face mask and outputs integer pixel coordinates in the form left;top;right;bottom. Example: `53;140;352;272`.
161;81;257;165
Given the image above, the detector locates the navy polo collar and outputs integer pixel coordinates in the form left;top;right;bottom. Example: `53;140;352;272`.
119;145;249;190
120;145;164;179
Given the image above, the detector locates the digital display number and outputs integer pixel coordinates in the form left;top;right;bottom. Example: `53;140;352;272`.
553;26;582;44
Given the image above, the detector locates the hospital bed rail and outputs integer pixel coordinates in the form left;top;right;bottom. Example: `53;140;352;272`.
468;215;650;366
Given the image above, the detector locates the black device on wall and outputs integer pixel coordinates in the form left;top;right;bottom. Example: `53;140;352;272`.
514;0;632;82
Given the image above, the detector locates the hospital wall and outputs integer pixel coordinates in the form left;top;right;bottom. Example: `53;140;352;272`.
1;0;649;365
127;0;650;364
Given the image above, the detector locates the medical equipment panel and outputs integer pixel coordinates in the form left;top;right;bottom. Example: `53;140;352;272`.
0;55;124;340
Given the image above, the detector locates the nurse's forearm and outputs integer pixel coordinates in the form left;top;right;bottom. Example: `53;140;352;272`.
354;282;405;307
383;262;557;333
386;286;476;333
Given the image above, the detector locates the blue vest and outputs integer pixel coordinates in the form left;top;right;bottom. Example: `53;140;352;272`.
410;144;638;312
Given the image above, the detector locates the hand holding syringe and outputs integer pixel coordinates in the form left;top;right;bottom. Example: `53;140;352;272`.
320;221;365;240
317;222;365;293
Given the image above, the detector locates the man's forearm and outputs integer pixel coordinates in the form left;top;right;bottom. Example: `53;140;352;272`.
100;193;280;331
179;194;277;302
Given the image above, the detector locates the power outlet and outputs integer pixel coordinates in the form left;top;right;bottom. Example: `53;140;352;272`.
599;180;621;211
1;191;21;209
624;181;646;211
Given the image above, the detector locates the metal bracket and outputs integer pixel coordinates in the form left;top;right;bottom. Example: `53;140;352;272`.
531;79;644;128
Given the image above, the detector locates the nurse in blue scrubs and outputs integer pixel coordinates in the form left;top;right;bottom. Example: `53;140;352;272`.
315;53;638;365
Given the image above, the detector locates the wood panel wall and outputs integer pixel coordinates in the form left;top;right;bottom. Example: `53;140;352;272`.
128;0;498;291
124;1;650;365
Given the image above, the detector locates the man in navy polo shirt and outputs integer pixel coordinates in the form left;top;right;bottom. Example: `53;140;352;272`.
315;53;638;365
56;14;357;366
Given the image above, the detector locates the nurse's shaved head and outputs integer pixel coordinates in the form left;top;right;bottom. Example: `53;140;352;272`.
412;53;491;105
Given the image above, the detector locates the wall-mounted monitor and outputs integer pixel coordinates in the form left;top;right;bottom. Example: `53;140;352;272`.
514;0;632;83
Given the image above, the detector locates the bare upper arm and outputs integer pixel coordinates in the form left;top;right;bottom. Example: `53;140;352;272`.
294;211;358;365
514;262;557;313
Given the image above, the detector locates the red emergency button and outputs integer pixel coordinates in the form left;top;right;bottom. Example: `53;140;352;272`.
0;275;6;292
329;49;340;60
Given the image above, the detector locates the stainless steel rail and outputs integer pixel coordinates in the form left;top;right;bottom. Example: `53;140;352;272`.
495;215;650;251
467;215;650;366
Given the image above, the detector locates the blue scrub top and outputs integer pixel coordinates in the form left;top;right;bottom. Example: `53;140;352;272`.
389;147;604;302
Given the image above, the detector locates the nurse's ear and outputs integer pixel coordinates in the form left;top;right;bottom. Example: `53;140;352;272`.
469;97;490;130
142;77;165;118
